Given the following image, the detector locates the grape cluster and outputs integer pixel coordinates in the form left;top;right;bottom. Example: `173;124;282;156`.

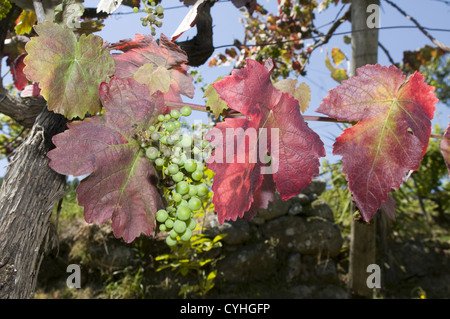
144;106;212;247
0;0;12;21
133;1;164;36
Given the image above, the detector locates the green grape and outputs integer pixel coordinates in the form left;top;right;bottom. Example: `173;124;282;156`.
149;125;156;132
201;139;210;149
172;192;182;203
174;121;181;129
146;146;159;160
188;197;202;211
166;121;176;132
167;164;179;175
133;7;139;13
148;14;156;23
155;5;164;15
181;106;192;117
169;229;178;239
172;171;184;183
158;114;165;122
151;132;160;141
165;114;171;121
159;224;167;231
197;183;209;197
179;134;192;148
176;181;189;195
160;135;167;145
186;218;197;230
192;146;201;155
173;220;186;234
176;205;191;221
170;109;181;119
191;170;203;181
188;184;197;197
156;209;168;223
184;159;197;173
155;158;165;167
166;236;177;246
150;1;156;7
195;162;204;172
165;218;174;229
180;199;189;207
180;228;192;242
155;20;163;28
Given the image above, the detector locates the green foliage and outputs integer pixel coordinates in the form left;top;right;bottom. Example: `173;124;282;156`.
0;114;27;160
155;196;225;298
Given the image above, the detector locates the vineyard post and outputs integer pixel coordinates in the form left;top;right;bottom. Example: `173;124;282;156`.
347;0;380;299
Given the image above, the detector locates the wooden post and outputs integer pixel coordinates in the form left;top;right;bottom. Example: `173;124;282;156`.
347;0;379;299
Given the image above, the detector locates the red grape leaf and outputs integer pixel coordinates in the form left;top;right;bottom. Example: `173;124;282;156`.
109;33;194;102
441;122;450;176
317;64;438;221
47;77;166;243
206;59;325;224
23;22;115;119
10;53;28;91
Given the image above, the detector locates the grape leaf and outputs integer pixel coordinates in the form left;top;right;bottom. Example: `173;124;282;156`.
133;63;171;95
109;33;194;102
10;54;28;91
15;10;36;35
317;64;438;222
206;59;325;224
23;22;115;119
204;76;228;119
273;79;311;113
441;122;450;176
47;77;166;243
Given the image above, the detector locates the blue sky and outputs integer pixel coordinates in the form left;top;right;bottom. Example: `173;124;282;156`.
1;0;449;176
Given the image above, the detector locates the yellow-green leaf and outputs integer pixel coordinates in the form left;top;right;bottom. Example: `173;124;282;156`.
15;10;36;35
133;63;172;95
274;79;311;113
331;47;346;66
204;77;228;119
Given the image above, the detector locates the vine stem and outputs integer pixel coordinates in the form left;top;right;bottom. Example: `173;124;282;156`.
165;101;450;141
166;100;353;123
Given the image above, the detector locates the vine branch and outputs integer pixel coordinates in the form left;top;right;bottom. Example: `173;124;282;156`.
384;0;450;52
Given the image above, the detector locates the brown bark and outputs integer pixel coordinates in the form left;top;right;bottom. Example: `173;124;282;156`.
0;108;66;299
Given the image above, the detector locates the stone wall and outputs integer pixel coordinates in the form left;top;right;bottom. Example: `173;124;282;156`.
202;179;347;298
36;179;349;298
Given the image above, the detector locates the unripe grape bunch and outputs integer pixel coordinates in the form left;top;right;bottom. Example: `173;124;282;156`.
133;1;164;36
142;106;213;247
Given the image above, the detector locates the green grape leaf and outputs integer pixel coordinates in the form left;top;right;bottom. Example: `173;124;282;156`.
133;63;172;95
47;77;166;243
273;79;311;113
23;22;115;119
204;76;228;119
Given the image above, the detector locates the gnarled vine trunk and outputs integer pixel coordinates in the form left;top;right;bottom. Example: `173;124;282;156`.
0;108;66;299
